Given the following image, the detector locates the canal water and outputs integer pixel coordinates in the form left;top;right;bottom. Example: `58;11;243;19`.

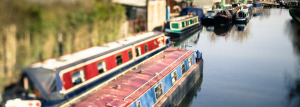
173;8;300;107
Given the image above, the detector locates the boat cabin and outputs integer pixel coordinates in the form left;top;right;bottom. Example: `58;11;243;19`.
4;32;171;106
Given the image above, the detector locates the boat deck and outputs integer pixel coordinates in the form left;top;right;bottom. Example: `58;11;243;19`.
73;48;194;106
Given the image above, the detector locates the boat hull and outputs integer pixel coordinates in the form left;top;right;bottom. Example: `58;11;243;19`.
165;23;201;37
156;59;203;106
215;16;232;25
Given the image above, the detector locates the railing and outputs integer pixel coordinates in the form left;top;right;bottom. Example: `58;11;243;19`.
123;50;190;101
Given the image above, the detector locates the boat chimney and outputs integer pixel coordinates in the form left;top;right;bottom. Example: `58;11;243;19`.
115;84;121;89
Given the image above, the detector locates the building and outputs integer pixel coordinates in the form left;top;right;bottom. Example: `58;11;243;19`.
113;0;166;33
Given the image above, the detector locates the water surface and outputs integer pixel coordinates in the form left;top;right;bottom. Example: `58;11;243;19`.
174;8;300;107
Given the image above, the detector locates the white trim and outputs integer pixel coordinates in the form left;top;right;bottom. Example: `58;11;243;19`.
59;47;166;107
59;37;166;94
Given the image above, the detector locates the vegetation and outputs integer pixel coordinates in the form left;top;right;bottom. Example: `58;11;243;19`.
289;7;300;24
0;0;126;92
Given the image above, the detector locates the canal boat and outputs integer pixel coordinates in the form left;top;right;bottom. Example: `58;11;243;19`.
2;32;171;107
253;3;263;14
164;8;203;36
214;9;233;25
234;5;252;22
73;47;203;107
202;10;220;25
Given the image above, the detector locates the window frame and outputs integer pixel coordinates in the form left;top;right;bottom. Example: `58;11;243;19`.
154;83;163;100
115;54;123;66
154;40;157;48
181;63;186;74
171;70;178;85
188;57;193;67
71;69;85;86
128;50;133;60
136;46;141;57
97;61;107;74
136;100;141;107
144;44;148;53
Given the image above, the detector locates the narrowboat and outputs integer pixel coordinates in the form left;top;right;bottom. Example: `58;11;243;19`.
3;32;171;107
214;9;233;25
164;8;203;36
73;48;203;107
202;10;220;25
234;5;252;22
172;31;200;49
252;3;263;14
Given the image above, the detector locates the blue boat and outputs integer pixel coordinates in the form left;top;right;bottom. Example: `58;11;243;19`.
73;48;203;107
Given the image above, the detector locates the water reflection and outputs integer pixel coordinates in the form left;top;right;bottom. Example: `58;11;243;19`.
202;22;251;43
175;9;300;107
171;31;201;49
285;19;300;107
177;76;203;107
177;60;204;107
258;9;271;21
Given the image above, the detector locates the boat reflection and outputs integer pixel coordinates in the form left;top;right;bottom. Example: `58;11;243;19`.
172;31;201;49
177;60;203;107
235;23;248;31
213;24;234;36
285;19;300;107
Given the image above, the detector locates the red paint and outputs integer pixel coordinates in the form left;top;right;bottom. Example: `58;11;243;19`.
84;62;98;80
74;48;194;106
61;35;165;90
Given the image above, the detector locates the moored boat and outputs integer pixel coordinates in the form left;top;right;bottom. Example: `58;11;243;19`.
253;3;263;14
164;8;203;36
202;10;220;25
234;5;252;22
3;32;171;107
215;9;233;25
73;47;203;107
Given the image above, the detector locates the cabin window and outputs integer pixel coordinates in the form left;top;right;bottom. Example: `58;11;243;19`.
181;63;186;74
154;83;163;99
186;21;189;26
171;70;178;84
195;18;198;22
98;61;107;74
128;50;133;60
154;41;157;48
190;19;193;24
144;44;148;53
137;101;141;107
116;55;123;66
171;23;179;29
181;22;185;28
72;69;85;86
188;57;193;67
136;47;141;57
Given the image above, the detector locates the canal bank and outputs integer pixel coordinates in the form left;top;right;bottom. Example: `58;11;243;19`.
174;8;300;107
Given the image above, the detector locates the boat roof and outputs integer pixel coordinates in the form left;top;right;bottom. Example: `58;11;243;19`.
73;48;194;106
169;15;197;22
29;32;163;72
